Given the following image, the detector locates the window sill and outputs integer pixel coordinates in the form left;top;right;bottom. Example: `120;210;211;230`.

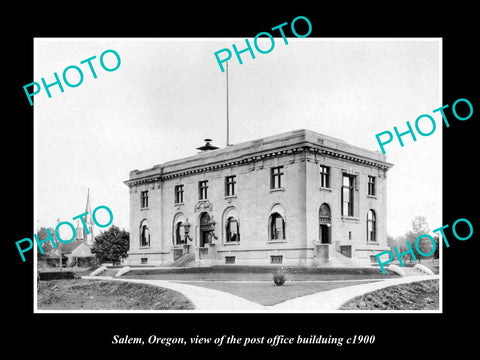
269;187;285;193
341;216;360;223
174;202;184;206
267;240;287;244
199;244;215;249
366;241;379;245
223;241;240;246
319;187;332;192
367;195;377;199
140;207;149;211
139;246;151;249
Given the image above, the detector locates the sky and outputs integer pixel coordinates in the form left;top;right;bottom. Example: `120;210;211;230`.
34;38;441;238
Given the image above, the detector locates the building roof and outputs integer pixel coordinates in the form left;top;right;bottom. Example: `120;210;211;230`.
125;129;393;186
39;250;68;259
71;242;94;258
58;240;83;254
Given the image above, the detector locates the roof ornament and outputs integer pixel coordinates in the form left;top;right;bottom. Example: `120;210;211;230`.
196;138;219;152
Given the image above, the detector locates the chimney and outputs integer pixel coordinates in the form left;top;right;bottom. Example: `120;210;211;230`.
196;138;219;153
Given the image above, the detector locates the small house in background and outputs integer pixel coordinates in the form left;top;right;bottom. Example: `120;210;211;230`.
37;189;96;268
38;250;68;268
71;241;95;267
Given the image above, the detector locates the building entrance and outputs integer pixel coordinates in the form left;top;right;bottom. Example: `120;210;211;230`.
320;224;330;244
319;203;331;244
199;212;211;247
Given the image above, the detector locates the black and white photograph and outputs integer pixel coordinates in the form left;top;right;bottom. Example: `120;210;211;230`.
33;37;442;314
6;6;478;356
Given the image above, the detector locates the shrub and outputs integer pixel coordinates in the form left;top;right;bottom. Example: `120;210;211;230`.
413;263;435;275
387;264;406;277
90;266;108;276
115;266;131;277
273;267;287;286
38;271;75;281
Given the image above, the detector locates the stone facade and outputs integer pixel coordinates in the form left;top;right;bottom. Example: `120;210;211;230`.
124;129;393;266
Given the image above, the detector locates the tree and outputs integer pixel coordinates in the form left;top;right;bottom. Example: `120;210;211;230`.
387;234;395;250
404;216;430;263
433;234;440;259
412;216;430;234
394;235;406;251
91;225;129;265
36;227;58;254
36;227;65;270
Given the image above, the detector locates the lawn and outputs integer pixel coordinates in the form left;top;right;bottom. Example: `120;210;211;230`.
121;267;398;282
339;279;439;310
179;279;382;306
118;267;398;306
37;279;194;310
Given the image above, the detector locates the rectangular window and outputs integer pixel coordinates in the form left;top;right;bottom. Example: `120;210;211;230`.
140;191;149;208
141;257;148;264
225;256;236;264
199;180;208;200
368;176;376;196
320;165;330;188
271;166;284;189
270;255;283;264
225;175;236;196
174;185;184;204
341;175;354;216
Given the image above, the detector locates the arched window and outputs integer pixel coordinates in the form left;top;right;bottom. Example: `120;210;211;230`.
226;217;240;242
319;203;331;223
222;207;240;244
172;212;187;246
367;210;376;242
140;220;150;247
175;222;185;245
269;213;285;240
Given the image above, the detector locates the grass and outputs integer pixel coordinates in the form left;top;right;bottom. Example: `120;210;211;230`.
117;266;398;305
38;266;98;277
37;279;194;310
390;258;440;273
339;279;439;310
179;279;382;306
121;267;398;282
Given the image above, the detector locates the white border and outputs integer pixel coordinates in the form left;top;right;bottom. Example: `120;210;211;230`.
33;37;443;314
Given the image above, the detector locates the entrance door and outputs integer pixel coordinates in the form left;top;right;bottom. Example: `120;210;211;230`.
199;212;211;247
320;224;330;244
200;230;209;247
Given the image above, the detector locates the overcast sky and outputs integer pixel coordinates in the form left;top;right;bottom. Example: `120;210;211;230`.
34;38;441;238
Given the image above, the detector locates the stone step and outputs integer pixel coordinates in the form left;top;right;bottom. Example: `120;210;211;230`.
327;247;371;268
171;253;196;267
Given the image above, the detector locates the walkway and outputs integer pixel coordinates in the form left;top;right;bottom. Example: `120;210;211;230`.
82;274;439;312
270;275;439;311
82;276;264;311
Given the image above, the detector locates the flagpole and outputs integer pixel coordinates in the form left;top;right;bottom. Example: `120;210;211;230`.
226;61;230;147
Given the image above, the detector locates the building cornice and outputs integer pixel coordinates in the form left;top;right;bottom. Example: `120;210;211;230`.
124;144;393;187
